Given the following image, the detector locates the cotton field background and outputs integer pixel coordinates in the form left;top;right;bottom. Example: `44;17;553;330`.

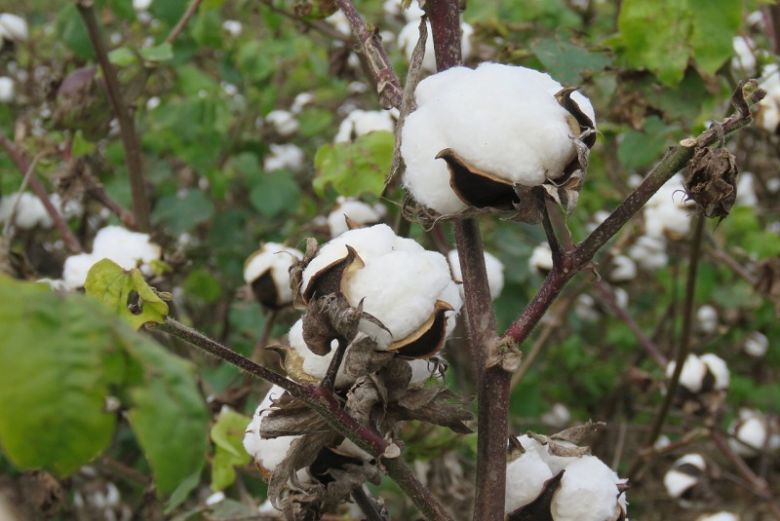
0;1;779;520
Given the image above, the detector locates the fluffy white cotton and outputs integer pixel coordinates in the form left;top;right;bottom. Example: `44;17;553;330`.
402;63;595;215
205;491;225;506
744;331;768;357
244;243;303;307
515;435;580;475
732;36;756;76
222;20;242;36
0;13;28;42
700;353;729;390
291;92;313;114
664;453;705;498
383;0;424;21
447;249;505;300
666;354;707;393
697;305;718;334
697;512;740;521
644;174;692;239
0;192;50;229
731;415;768;457
735;172;758;207
575;294;599;322
265;110;299;137
541;403;571;428
610;255;637;282
0;76;13;103
334;109;396;143
132;0;153;11
530;242;553;274
327;197;387;237
397;19;473;73
287;319;353;387
263;143;304;172
62;226;161;290
345;249;460;348
758;64;780;132
243;385;300;474
325;10;350;36
629;234;668;270
550;456;625;521
504;449;554;514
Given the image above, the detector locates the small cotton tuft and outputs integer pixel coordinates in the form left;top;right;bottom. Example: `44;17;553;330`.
334;109;396;143
263;144;304;172
744;331;768;357
265;110;299;137
529;242;553;274
700;353;729;390
243;385;300;474
243;243;303;308
697;512;740;521
610;255;637;282
397;19;473;73
0;76;13;103
447;249;505;300
643;175;692;239
666;354;707;393
696;305;718;334
550;456;625;521
0;13;28;42
327;197;387;237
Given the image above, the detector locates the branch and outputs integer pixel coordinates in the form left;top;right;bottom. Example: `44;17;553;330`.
0;132;83;253
165;0;203;44
152;318;451;521
259;0;350;42
335;0;403;108
76;0;151;231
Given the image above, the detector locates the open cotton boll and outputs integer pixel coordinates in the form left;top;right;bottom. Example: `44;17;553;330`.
731;36;756;76
700;353;729;390
325;10;351;36
244;385;303;476
0;192;51;229
696;305;718;334
609;255;637;282
398;20;473;73
514;435;580;476
0;13;28;42
530;242;553;274
132;0;153;11
628;234;668;270
0;76;13;103
344;249;461;350
664;453;706;499
666;354;707;393
697;512;740;521
575;294;600;322
447;249;505;300
728;409;778;457
263;143;304;172
244;243;303;308
744;331;768;357
222;19;242;36
550;455;626;521
265;110;299;137
63;254;99;291
291;92;313;114
541;403;571;428
286;319;354;387
91;225;161;269
327;197;387;237
334;109;396;143
504;449;554;514
757;64;780;132
643;174;692;239
735;172;758;207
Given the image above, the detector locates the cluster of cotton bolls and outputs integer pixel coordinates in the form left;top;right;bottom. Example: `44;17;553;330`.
61;226;162;290
401;62;595;218
504;435;627;520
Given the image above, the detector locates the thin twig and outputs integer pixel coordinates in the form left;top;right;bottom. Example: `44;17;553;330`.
0;132;82;253
76;0;151;231
351;486;387;521
165;0;203;44
259;0;350;42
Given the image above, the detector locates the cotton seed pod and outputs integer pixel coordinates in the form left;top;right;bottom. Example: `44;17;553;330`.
665;354;707;394
699;353;729;391
401;63;595;218
327;197;387;238
743;331;768;357
663;453;706;500
447;249;505;300
696;512;740;521
243;243;303;309
628;234;668;270
549;456;628;521
504;448;554;514
684;147;738;218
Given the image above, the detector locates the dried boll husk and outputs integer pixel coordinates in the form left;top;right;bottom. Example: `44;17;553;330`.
401;63;596;220
243;242;303;309
684;147;739;219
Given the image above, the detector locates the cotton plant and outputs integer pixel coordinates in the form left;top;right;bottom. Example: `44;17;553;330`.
401;63;596;219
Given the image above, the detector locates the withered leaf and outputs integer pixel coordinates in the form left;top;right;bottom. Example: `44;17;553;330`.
343;334;394;379
388;387;473;434
550;420;606;446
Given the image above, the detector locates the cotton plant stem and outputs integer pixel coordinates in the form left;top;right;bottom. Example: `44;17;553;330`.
165;0;203;44
153;318;451;521
0;132;82;253
259;0;350;43
335;0;403;108
351;487;387;521
76;0;151;231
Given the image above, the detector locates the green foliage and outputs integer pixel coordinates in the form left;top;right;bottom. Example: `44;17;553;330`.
85;259;170;330
617;116;676;170
530;38;611;85
313;131;394;197
210;409;251;491
152;190;216;235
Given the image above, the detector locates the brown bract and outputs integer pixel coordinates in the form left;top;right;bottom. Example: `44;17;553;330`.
685;147;739;219
301;245;364;303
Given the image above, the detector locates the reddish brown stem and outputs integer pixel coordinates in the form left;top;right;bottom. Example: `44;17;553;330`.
165;0;203;44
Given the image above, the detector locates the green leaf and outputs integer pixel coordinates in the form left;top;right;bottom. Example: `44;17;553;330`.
84;259;169;330
688;0;742;75
313;131;393;197
210;409;251;491
616;0;692;85
530;38;611;85
108;47;137;67
0;278;120;477
249;171;301;218
617;116;674;170
140;43;175;63
152;189;216;235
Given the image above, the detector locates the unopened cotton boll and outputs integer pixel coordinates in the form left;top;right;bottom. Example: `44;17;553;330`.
744;331;768;357
530;242;553;274
264;110;299;137
0;76;13;103
666;354;707;393
334;109;396;143
0;13;28;42
244;242;303;308
697;512;740;521
550;455;627;521
504;449;554;514
609;255;636;282
263;143;304;172
401;63;595;216
696;305;718;334
447;249;505;300
397;20;473;73
327;197;387;237
664;453;706;499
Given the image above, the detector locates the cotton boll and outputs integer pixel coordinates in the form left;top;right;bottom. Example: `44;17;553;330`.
334;109;396;143
550;455;626;521
666;354;707;393
244;243;304;308
664;453;706;499
50;193;83;220
63;254;99;291
529;242;553;274
644;175;692;239
757;65;780;132
447;249;505;300
696;512;740;521
243;385;301;476
286;319;353;387
729;410;776;457
628;234;668;270
743;331;768;357
612;287;629;309
609;255;636;282
291;92;313;114
263;143;304;172
132;0;153;11
408;358;441;387
327;197;387;237
205;491;225;506
222;20;242;36
575;294;599;322
325;10;350;36
731;36;756;76
696;305;718;334
541;403;571;428
504;449;554;514
735;172;758;207
265;110;299;137
0;13;28;42
91;225;161;270
700;353;729;390
514;435;580;476
0;76;13;103
0;192;51;229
